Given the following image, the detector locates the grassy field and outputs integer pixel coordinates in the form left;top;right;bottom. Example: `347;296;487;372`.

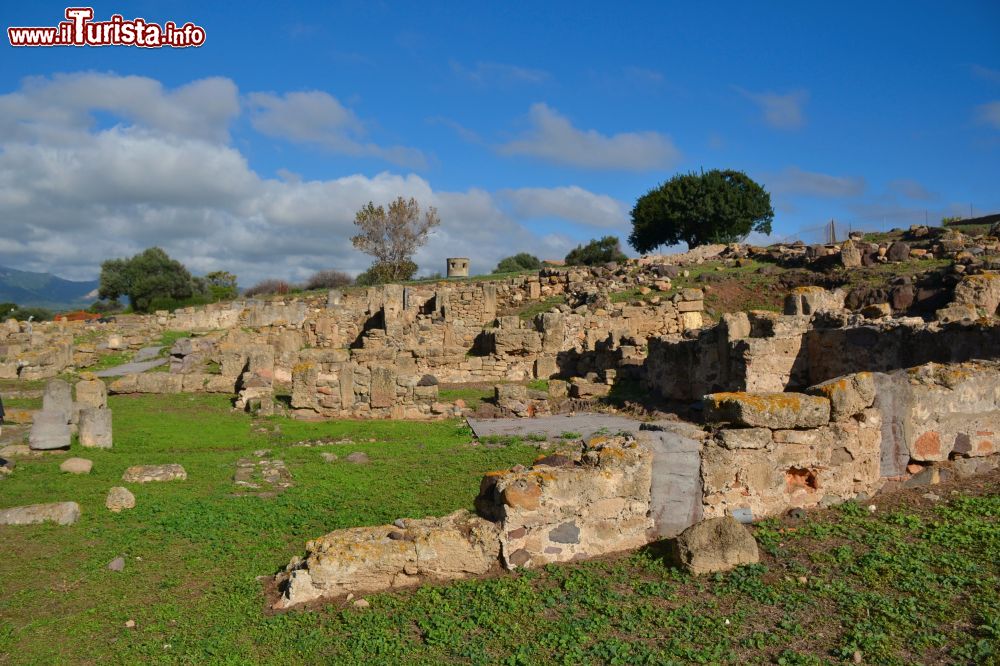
0;393;997;664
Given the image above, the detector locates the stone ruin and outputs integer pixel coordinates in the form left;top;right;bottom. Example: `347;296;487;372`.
27;376;111;451
275;355;1000;608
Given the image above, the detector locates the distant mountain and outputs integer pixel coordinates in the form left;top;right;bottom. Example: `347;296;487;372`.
0;265;99;311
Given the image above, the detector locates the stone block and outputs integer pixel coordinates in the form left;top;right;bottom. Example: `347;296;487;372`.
122;464;187;483
704;392;831;429
75;378;107;410
79;408;112;448
29;411;71;450
42;379;73;419
717;427;772;449
534;356;558;379
808;372;876;421
370;366;396;409
60;457;93;474
0;502;80;526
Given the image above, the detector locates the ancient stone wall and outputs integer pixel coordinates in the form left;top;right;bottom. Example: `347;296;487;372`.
275;435;654;607
645;310;1000;400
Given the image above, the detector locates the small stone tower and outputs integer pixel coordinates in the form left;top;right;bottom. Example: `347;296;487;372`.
446;257;470;278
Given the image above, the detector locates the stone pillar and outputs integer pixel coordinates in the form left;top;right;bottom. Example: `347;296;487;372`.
75;378;108;410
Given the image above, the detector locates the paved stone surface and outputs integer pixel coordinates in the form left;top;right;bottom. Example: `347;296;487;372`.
122;464;186;483
0;501;81;526
133;347;163;363
94;358;168;377
233;457;293;497
468;414;705;538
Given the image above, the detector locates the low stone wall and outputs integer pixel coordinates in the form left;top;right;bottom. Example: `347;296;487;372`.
108;372;235;394
275;435;654;607
700;361;1000;520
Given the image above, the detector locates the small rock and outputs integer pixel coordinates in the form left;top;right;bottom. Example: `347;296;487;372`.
922;492;940;502
253;449;270;457
853;650;863;664
320;452;338;463
867;505;877;513
0;457;14;476
106;487;136;512
60;457;93;475
345;452;370;465
108;556;125;572
393;518;406;529
387;531;405;540
352;599;370;609
125;620;136;629
797;576;808;584
786;508;806;520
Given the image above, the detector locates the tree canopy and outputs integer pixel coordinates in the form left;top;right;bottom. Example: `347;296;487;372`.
98;247;203;312
351;197;440;285
564;236;628;266
494;253;542;273
628;169;774;252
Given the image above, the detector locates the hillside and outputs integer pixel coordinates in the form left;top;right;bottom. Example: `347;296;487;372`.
0;265;98;310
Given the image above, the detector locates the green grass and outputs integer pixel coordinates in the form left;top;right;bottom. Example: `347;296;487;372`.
437;386;494;409
157;330;192;351
516;295;566;320
0;394;539;664
1;394;997;664
88;350;133;372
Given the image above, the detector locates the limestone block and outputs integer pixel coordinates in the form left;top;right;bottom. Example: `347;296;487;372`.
75;378;107;410
704;392;830;429
79;408;113;448
807;372;876;421
0;502;80;526
42;379;73;419
370;366;396;408
953;272;1000;316
29;411;71;450
717;427;772;450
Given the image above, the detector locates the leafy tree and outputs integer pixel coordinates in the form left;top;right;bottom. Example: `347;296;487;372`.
629;169;774;252
494;253;542;273
564;236;628;266
351;197;440;284
243;279;293;297
355;260;418;287
205;271;239;301
98;247;198;313
305;270;353;290
0;303;52;321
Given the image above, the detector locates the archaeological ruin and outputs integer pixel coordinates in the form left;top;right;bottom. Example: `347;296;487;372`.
1;233;998;609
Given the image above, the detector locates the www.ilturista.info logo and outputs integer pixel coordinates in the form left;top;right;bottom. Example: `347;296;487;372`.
8;7;206;48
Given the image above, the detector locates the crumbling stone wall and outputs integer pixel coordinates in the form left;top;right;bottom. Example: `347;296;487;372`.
699;361;1000;520
645;309;1000;400
275;435;654;607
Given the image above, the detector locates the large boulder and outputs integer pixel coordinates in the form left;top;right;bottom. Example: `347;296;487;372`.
672;516;760;575
0;501;81;526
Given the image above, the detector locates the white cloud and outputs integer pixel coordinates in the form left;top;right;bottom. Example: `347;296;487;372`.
766;166;865;198
451;60;549;86
0;73;578;286
498;103;681;170
736;87;808;130
0;72;239;144
247;90;427;168
887;179;935;201
501;186;629;229
975;101;1000;129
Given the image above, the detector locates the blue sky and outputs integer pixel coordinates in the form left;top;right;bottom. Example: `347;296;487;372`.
2;1;998;284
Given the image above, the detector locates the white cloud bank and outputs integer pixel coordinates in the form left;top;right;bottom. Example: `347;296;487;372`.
0;72;633;285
